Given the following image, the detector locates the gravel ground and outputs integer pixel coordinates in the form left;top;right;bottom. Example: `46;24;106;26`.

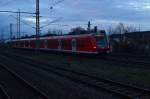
0;55;121;99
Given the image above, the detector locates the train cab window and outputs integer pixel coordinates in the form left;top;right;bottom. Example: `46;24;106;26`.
96;36;107;47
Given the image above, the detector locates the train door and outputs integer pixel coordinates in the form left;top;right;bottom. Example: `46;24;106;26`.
23;41;25;48
58;39;62;50
45;40;48;48
28;41;30;48
72;39;76;51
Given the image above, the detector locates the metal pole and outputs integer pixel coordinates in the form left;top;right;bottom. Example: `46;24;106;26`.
36;0;40;50
17;12;19;39
18;9;21;39
10;23;13;41
1;30;4;42
87;21;91;32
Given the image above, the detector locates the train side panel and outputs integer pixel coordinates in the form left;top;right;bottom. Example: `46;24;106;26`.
10;34;109;54
61;38;72;51
76;36;96;53
30;40;36;48
47;39;58;50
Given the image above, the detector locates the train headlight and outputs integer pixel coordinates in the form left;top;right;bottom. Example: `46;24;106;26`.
93;46;97;49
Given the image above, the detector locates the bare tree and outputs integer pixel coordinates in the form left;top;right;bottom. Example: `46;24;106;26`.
126;25;137;33
71;27;85;33
69;27;86;35
108;23;138;34
107;26;114;35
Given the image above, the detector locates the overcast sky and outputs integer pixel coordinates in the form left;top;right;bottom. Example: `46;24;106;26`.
1;0;150;38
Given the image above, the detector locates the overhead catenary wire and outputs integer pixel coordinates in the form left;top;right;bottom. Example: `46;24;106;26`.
0;11;35;15
50;0;65;9
40;17;62;28
9;15;36;29
53;0;65;6
10;15;64;29
0;0;66;41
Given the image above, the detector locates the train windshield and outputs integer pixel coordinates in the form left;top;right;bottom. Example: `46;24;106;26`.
96;36;107;47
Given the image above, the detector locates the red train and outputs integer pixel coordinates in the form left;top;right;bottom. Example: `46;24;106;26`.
10;33;110;54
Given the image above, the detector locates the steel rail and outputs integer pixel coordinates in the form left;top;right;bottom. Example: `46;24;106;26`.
0;84;11;99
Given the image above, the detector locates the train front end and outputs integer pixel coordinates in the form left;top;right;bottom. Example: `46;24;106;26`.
94;34;110;54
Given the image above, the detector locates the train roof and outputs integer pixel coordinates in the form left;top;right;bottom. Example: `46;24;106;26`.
11;33;105;42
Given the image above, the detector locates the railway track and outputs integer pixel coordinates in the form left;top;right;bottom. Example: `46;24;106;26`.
108;53;150;63
4;49;150;69
2;52;150;99
110;53;150;59
0;62;50;99
104;55;150;66
8;48;150;67
0;84;10;99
